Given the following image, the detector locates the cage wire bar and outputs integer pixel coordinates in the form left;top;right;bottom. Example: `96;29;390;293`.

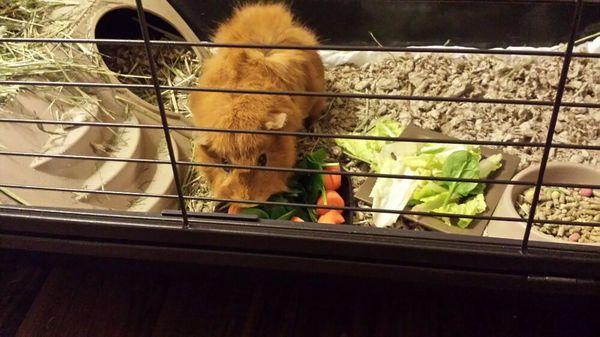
0;117;599;151
521;0;585;252
133;0;189;228
3;180;600;229
2;148;600;189
0;36;599;57
0;0;599;248
1;79;599;109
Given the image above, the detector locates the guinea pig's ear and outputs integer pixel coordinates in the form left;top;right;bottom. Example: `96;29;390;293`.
264;112;287;130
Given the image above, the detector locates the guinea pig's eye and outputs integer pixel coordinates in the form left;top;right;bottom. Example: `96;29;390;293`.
257;153;267;167
221;158;231;173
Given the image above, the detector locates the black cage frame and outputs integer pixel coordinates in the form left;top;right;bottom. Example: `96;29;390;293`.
1;0;599;293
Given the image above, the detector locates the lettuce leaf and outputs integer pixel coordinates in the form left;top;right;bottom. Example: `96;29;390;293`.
411;181;448;201
370;118;405;139
335;119;405;170
370;142;419;227
240;207;270;219
335;120;504;229
412;191;461;212
432;194;487;228
371;167;419;228
479;153;503;178
441;150;481;200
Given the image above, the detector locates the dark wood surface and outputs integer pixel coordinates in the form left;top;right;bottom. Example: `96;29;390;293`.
0;253;49;337
0;249;598;337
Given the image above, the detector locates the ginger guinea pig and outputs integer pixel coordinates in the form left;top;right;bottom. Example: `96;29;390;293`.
189;3;326;207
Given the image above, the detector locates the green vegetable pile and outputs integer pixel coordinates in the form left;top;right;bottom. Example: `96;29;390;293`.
238;149;329;222
400;144;502;228
336;119;503;228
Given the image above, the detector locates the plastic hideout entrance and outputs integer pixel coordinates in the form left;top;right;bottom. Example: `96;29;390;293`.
1;0;600;294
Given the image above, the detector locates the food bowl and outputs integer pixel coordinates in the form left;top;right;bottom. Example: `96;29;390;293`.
485;162;600;245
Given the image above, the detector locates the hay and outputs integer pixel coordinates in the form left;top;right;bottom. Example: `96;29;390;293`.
0;0;119;118
0;186;31;205
182;142;212;213
100;43;205;119
0;0;172;206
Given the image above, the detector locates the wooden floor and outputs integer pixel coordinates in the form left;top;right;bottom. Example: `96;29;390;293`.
0;249;598;337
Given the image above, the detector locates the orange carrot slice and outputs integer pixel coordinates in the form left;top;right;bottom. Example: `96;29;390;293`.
318;210;345;224
290;216;305;222
323;163;341;171
316;190;345;216
323;164;342;191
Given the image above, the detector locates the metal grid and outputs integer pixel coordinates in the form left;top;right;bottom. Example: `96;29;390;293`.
0;0;598;261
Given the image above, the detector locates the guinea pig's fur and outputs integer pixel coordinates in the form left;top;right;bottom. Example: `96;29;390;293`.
189;3;325;206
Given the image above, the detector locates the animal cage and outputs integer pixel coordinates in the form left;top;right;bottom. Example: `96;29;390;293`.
1;0;599;293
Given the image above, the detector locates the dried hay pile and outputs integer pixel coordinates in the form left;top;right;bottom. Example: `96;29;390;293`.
0;0;201;206
0;0;116;115
99;44;207;118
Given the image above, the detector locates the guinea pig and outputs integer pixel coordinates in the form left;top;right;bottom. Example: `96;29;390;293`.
189;3;326;207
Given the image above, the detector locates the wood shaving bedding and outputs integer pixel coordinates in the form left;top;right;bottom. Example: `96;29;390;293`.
307;55;599;168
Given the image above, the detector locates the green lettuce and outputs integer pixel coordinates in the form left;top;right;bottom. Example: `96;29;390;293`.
366;142;503;228
334;118;504;229
411;181;448;201
432;194;487;228
335;119;405;170
479;153;503;178
441;150;481;202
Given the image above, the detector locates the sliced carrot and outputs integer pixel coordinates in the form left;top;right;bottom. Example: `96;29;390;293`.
316;190;345;215
323;163;341;171
318;210;345;224
323;174;342;191
290;216;304;222
322;164;342;191
228;205;241;215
